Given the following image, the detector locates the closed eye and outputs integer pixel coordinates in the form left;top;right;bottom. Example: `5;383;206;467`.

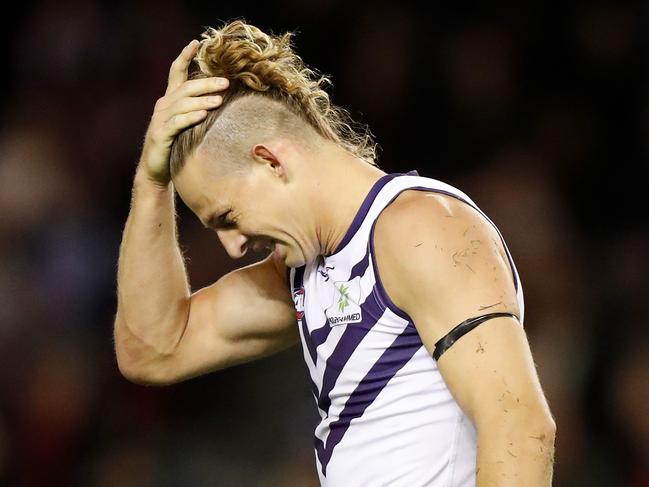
206;209;238;230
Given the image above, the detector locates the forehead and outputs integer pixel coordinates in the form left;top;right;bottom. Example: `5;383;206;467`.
172;151;232;216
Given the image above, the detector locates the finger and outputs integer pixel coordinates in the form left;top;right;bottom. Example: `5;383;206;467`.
164;110;209;133
168;77;229;100
166;40;200;95
166;95;223;116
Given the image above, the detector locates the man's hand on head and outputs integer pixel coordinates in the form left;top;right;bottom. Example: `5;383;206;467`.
138;39;229;188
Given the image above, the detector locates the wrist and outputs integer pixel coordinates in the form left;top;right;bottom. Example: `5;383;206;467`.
134;165;172;193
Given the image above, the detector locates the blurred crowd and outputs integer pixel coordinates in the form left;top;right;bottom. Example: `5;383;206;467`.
1;0;647;486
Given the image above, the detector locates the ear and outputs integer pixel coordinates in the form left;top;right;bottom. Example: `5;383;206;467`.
251;143;286;179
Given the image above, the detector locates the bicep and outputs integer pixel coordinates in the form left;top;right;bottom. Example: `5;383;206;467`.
435;315;550;428
162;254;299;382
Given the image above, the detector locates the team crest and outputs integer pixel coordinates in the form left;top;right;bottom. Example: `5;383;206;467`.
293;287;305;320
325;277;363;326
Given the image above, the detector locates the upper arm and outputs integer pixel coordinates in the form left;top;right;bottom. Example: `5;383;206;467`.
141;252;298;384
374;191;553;429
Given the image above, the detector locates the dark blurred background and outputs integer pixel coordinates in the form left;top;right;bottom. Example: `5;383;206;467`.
1;0;648;485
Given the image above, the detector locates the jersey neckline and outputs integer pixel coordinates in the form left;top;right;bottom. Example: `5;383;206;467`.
327;169;419;257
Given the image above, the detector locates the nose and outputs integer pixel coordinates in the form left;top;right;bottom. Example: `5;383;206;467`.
216;228;249;258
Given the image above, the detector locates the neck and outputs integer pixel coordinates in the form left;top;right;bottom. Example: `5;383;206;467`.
306;146;387;257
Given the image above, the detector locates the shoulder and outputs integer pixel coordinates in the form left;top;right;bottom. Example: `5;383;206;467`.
374;188;506;274
373;189;520;341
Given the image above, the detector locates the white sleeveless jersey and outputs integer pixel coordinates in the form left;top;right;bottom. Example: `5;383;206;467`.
289;170;524;487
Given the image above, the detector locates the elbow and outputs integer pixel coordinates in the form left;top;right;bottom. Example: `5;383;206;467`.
116;355;177;386
476;403;557;443
530;404;557;441
114;337;177;387
544;415;557;439
116;358;145;384
476;409;557;469
539;414;557;450
116;355;153;385
528;414;556;452
527;414;557;469
113;314;178;386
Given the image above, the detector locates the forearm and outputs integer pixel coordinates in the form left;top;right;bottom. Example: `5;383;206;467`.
476;418;556;486
115;165;190;359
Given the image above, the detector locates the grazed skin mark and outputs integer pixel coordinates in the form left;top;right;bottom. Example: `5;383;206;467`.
462;224;477;237
507;450;518;458
452;249;476;273
414;242;423;247
492;368;509;388
452;249;468;265
450;239;480;273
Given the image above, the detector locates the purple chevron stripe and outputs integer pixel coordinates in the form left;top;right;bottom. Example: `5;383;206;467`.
311;322;332;349
330;173;407;256
308;376;318;402
301;316;318;365
316;325;423;476
367;218;414;324
317;287;384;414
317;327;369;414
348;245;371;280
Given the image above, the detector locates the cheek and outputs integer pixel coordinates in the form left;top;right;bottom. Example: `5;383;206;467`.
253;206;280;229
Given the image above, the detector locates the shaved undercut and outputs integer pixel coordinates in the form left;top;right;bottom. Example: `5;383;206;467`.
193;94;320;176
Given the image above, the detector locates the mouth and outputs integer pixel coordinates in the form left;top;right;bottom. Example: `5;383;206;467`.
251;239;275;253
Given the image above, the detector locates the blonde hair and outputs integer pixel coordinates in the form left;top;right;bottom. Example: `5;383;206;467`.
169;20;378;177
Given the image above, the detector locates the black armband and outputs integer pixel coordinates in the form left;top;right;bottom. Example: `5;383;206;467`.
432;312;519;361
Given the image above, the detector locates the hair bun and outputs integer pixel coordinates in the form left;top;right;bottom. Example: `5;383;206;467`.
195;20;310;96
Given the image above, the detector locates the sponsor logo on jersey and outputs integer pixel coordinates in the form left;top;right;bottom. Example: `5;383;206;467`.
293;287;305;320
325;277;363;326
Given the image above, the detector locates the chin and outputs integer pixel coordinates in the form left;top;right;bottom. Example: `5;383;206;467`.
278;246;307;268
282;254;301;268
